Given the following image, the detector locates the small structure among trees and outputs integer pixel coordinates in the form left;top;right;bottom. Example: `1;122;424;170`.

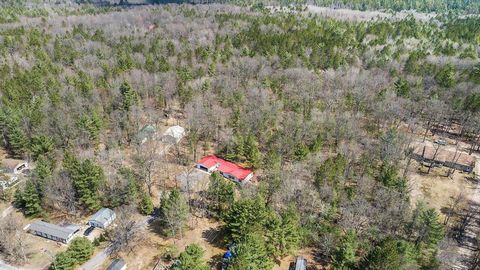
413;144;476;173
162;125;185;144
87;208;116;229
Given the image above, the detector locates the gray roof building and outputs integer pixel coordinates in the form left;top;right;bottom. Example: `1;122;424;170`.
28;221;79;243
106;259;127;270
88;208;116;229
136;125;157;145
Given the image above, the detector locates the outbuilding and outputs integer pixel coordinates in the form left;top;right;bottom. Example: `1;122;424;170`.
107;259;127;270
162;125;185;144
293;257;307;270
87;208;116;229
196;155;254;184
1;159;28;174
136;124;157;145
28;221;79;244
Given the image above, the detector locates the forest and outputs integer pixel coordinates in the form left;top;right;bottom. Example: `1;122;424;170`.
0;1;479;270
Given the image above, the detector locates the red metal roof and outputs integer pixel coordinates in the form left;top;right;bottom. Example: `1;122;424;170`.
197;155;253;181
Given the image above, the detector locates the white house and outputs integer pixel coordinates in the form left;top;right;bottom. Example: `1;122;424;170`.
87;208;116;229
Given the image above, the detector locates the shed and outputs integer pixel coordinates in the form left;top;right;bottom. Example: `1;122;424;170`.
294;257;307;270
28;221;79;244
107;259;127;270
136;125;157;145
162;125;185;144
87;208;116;229
1;159;28;174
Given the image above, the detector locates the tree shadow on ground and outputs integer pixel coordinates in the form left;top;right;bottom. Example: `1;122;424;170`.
202;226;226;249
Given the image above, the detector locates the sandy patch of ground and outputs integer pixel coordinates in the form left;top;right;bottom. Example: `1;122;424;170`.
111;217;224;270
408;161;475;216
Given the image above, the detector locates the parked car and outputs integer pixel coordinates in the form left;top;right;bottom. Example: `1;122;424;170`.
84;226;95;236
434;138;447;145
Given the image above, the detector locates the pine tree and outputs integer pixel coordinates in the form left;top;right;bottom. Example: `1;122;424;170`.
416;208;444;247
120;81;137;111
244;134;261;169
332;230;358;269
265;207;302;257
394;78;410;98
172;244;209;270
223;197;268;241
30;134;54;158
22;180;43;217
68;237;94;264
229;232;274;270
160;189;189;237
52;251;75;270
435;64;456;88
139;192;154;215
64;154;104;212
359;238;402;270
7;125;28;158
207;172;235;215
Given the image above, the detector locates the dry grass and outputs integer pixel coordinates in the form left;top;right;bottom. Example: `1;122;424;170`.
408;161;475;217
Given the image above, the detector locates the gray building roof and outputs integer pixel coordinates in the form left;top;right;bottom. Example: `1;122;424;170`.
107;259;126;270
29;221;78;240
89;208;115;226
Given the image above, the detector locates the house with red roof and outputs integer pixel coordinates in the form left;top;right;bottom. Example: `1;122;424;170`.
196;155;254;184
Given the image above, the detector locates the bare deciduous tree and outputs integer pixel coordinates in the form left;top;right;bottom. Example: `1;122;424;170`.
0;214;30;265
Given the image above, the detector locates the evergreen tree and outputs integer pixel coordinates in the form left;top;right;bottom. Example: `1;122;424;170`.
21;180;43;217
435;64;456;88
30;134;54;158
139;192;154;215
207;171;235;215
6;125;28;158
244;134;261;169
416;208;444;247
228;232;274;270
359;238;402;270
223;197;268;241
68;237;94;264
394;78;410;98
332;230;358;269
315;154;346;186
172;244;209;270
120;81;137;111
265;207;302;257
160;189;189;237
64;153;104;211
52;251;75;270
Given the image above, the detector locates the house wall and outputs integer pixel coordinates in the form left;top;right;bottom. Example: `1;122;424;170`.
31;230;70;243
196;164;215;173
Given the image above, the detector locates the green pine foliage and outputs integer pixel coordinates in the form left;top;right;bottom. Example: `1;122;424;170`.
52;237;94;270
139;192;154;215
172;244;210;270
63;153;104;211
332;230;359;269
160;189;189;237
119;81;138;111
207;172;235;216
228;232;274;270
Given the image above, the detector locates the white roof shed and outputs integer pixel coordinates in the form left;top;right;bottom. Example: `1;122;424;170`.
162;125;185;144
